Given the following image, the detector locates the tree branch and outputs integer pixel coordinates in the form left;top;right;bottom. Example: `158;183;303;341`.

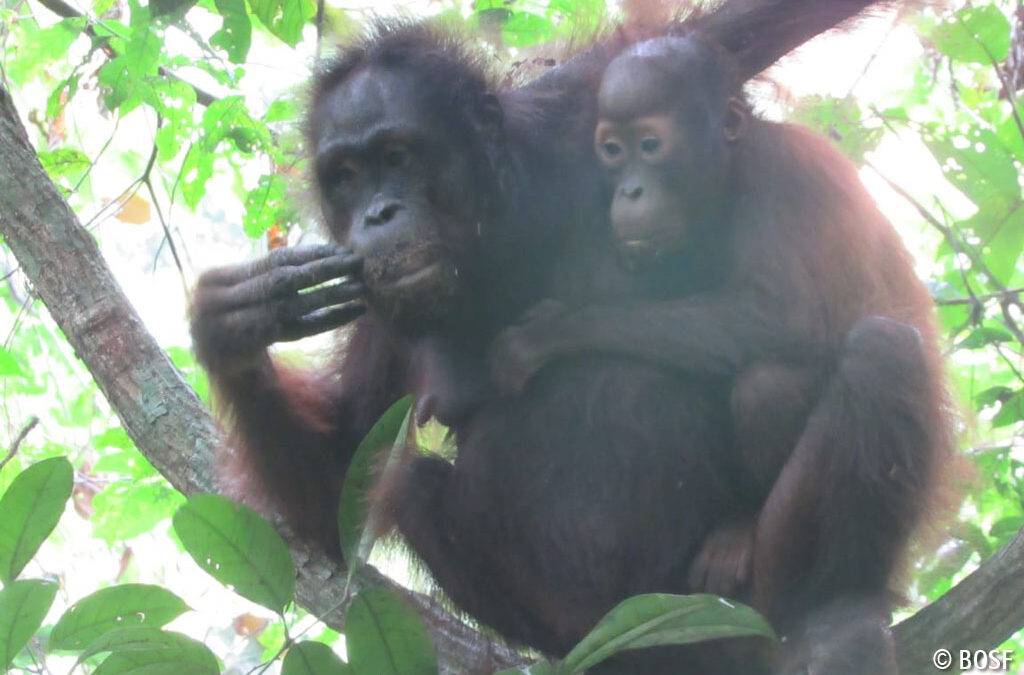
0;83;521;675
894;529;1024;673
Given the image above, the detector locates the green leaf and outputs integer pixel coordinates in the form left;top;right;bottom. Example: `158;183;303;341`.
924;127;1020;224
338;396;414;569
97;2;162;113
346;586;437;675
560;594;775;673
91;481;184;543
6;18;86;84
50;584;190;650
501;12;555;47
931;5;1011;64
244;173;292;237
791;95;882;163
181;96;271;208
248;0;314;47
38;148;91;181
959;325;1014;349
0;456;73;583
173;493;295;613
990;516;1024;544
78;627;217;673
264;99;298;123
993;391;1024;428
0;346;27;377
212;0;253;63
0;580;59;670
282;641;351;674
982;207;1024;284
93;637;219;675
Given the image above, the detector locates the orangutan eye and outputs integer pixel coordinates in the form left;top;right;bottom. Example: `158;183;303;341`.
640;136;662;154
603;141;623;157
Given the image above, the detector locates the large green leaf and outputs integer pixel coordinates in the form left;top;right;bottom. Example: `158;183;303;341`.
50;584;190;650
0;456;73;583
93;642;218;675
560;594;776;673
0;580;58;670
931;5;1011;64
346;586;437;675
173;493;295;613
281;641;351;674
337;396;413;568
212;0;253;63
78;627;217;674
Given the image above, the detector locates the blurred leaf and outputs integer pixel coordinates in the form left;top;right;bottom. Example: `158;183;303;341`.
0;580;59;670
792;95;882;162
959;325;1014;349
97;2;162;113
931;5;1011;64
992;391;1024;428
248;0;314;47
38;148;91;182
346;586;437;675
173;493;295;613
51;584;190;650
6;18;86;84
990;516;1024;544
282;641;351;674
923;127;1020;223
181;96;271;208
212;0;253;63
0;346;27;377
264;98;298;123
338;396;413;569
561;594;775;673
244;173;294;237
982;207;1024;284
502;12;555;47
92;481;184;543
0;456;73;583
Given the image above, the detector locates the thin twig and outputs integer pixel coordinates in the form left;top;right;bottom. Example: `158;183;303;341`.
936;287;1024;306
1;416;39;470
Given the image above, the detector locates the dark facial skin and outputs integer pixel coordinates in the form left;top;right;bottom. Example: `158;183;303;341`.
314;66;485;329
595;42;745;263
189;66;493;376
